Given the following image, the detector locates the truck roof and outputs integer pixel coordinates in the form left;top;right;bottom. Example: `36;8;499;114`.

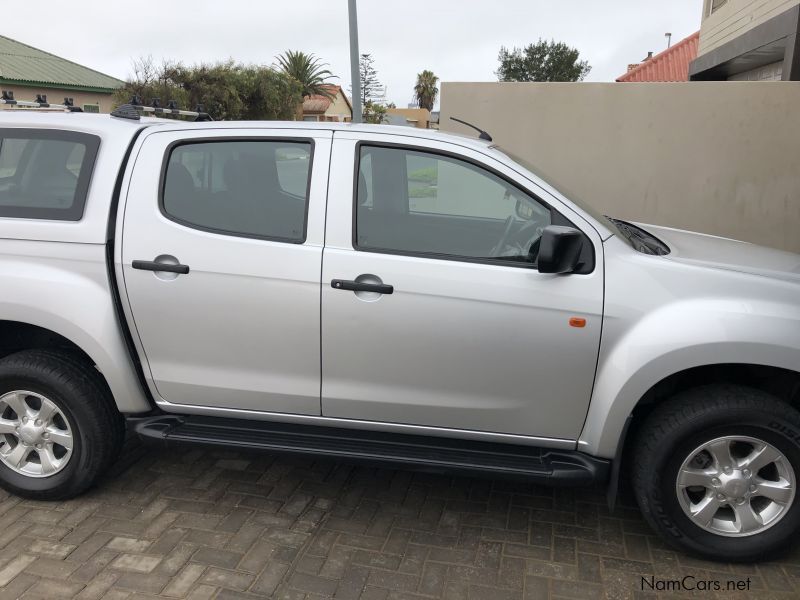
0;111;492;152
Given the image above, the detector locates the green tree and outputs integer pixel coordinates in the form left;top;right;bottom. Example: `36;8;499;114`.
275;50;336;99
363;100;388;124
413;70;439;111
496;39;591;82
357;53;382;106
115;57;304;121
238;65;306;120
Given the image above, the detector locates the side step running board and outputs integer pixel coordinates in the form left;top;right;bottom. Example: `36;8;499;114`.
131;415;609;486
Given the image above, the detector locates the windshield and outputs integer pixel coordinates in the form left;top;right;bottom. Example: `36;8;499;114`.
492;145;627;241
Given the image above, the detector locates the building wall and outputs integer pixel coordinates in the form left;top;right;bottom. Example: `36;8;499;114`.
0;84;115;112
440;81;800;254
727;60;785;79
323;92;353;122
386;108;432;129
699;0;800;55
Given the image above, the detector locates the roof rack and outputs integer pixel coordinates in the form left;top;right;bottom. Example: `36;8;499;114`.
111;96;213;122
0;91;83;112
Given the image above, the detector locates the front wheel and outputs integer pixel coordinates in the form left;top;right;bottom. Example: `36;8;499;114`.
632;385;800;562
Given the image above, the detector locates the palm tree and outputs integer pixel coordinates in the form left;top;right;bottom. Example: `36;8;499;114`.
413;70;439;111
275;51;336;99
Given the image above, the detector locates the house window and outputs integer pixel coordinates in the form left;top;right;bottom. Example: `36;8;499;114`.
711;0;727;14
82;104;100;113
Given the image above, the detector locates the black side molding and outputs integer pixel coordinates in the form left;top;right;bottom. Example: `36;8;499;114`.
130;415;610;486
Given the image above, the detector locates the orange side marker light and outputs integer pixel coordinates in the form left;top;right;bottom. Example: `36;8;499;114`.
569;317;587;328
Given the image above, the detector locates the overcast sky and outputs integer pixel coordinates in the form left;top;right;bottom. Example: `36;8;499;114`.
6;1;702;107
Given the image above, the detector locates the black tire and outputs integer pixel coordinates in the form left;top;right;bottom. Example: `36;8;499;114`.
0;349;124;500
46;349;127;470
632;384;800;562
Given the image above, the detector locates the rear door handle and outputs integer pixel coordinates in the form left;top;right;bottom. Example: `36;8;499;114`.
331;279;393;294
132;260;190;275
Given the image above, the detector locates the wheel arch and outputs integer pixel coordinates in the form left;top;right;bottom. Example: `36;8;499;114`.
0;318;151;414
597;361;800;512
582;341;800;460
621;363;800;466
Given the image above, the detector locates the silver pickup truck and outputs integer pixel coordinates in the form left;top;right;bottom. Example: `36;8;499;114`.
0;108;798;562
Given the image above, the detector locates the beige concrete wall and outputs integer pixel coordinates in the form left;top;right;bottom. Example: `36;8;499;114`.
0;84;115;112
699;0;800;55
441;81;800;253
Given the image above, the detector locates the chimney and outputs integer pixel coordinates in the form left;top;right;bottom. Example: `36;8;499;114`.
645;52;654;61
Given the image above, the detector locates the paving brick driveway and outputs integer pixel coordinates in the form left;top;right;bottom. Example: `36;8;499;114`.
0;438;798;600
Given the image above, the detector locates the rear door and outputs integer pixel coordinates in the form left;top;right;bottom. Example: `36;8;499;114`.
120;128;331;414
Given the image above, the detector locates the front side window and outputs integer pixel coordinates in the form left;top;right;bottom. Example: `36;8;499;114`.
0;129;99;221
356;145;552;266
162;140;312;242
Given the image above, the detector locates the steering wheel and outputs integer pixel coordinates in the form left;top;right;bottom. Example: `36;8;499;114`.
490;216;516;257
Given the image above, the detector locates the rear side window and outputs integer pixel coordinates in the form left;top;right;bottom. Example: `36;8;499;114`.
161;140;313;242
0;129;100;221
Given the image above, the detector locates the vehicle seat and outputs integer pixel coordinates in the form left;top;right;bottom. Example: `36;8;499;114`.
222;153;304;239
163;163;201;222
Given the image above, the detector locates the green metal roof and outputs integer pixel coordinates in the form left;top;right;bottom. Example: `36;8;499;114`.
0;34;124;93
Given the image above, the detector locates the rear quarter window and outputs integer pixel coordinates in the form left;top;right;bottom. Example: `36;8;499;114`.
0;129;100;221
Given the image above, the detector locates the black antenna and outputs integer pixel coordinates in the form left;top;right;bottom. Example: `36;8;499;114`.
449;117;493;142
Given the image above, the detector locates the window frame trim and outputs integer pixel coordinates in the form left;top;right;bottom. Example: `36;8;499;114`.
710;0;727;15
158;136;316;244
351;140;595;274
0;128;100;222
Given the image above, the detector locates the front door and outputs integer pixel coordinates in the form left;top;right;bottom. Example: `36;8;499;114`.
321;133;603;439
120;128;331;414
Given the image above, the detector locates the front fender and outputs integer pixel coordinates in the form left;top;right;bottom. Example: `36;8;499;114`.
579;297;800;458
0;240;151;413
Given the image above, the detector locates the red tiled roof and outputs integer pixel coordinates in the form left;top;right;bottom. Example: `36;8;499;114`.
302;84;352;113
616;31;699;82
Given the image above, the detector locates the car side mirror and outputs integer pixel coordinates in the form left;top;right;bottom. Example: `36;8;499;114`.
537;226;584;274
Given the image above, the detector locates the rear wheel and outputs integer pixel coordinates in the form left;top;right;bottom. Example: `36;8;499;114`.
0;349;124;500
632;385;800;562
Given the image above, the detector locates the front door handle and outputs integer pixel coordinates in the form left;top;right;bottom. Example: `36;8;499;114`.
132;260;190;275
331;279;393;295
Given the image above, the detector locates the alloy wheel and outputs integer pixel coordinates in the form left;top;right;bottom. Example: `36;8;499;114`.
676;435;795;537
0;390;73;477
